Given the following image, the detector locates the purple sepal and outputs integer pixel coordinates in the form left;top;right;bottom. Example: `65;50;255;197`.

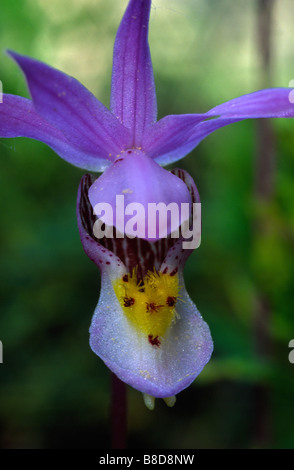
0;94;112;171
144;88;294;166
7;50;131;165
110;0;157;146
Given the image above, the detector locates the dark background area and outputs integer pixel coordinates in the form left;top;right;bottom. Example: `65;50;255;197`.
0;0;294;449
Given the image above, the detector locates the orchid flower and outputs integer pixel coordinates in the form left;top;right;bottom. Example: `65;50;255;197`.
1;0;294;404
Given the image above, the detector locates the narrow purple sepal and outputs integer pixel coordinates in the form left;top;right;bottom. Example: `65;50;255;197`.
144;88;294;166
150;116;244;166
0;94;111;171
207;88;294;118
7;50;131;163
142;113;208;165
110;0;157;146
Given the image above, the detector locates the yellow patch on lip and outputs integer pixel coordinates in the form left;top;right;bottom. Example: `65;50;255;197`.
113;269;180;341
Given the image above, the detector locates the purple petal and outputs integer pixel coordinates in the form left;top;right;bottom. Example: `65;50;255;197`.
207;88;294;118
110;0;157;146
7;50;131;160
148;116;242;166
143;88;294;166
142;113;208;165
88;150;192;241
0;94;111;171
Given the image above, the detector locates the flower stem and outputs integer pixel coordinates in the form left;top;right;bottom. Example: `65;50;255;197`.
111;373;127;449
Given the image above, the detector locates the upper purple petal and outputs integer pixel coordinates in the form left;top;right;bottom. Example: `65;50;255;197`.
110;0;157;146
153;116;245;166
7;50;131;163
207;88;294;118
143;88;294;166
142;113;209;165
0;94;111;171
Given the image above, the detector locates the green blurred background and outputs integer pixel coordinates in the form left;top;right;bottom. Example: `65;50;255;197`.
0;0;294;449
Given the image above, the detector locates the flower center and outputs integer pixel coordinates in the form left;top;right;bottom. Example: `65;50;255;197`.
113;269;180;347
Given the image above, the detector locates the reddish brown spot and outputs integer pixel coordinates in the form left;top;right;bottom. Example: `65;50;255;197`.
127;150;132;154
162;267;168;274
122;274;129;282
106;261;110;265
114;158;123;164
170;267;178;276
166;296;176;307
123;296;135;307
146;302;163;313
148;335;161;347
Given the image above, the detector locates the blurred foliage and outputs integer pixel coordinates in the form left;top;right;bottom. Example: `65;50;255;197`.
0;0;294;449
